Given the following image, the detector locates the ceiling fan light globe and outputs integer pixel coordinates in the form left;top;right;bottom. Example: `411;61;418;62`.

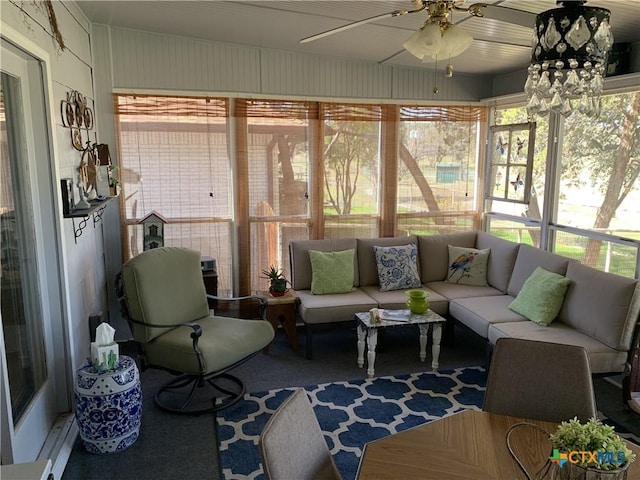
438;24;473;59
403;22;442;60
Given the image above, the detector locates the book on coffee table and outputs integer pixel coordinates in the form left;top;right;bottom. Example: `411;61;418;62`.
378;309;411;322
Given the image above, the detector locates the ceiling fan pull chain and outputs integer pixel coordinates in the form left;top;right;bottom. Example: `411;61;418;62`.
433;56;439;94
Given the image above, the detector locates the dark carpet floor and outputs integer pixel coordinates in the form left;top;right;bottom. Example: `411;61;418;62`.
62;323;640;480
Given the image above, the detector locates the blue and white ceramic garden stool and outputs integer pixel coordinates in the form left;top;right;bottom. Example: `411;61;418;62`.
75;355;142;453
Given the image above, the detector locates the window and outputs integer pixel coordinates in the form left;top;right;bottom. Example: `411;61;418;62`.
397;106;485;235
490;90;640;278
321;103;382;239
236;99;315;292
486;123;535;205
488;108;549;246
115;94;234;294
114;95;492;294
556;91;640;275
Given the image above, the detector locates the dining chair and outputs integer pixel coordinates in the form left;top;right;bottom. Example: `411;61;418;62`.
483;337;597;423
259;388;342;480
116;246;275;414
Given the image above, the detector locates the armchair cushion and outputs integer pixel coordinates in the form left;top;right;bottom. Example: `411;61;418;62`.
143;315;275;375
122;247;209;343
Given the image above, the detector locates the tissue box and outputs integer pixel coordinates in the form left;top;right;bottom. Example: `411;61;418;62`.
91;342;119;372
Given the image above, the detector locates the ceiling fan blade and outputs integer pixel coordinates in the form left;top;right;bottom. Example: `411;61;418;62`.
300;5;426;44
467;3;536;28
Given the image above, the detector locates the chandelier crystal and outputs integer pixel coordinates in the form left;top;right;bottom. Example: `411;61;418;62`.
525;1;613;118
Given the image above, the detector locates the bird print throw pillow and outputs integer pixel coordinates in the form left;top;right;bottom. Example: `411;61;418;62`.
446;245;490;286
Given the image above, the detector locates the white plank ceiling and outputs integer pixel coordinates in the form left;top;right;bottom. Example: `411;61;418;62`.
75;1;640;75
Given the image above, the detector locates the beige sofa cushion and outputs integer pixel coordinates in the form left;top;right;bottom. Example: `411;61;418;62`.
357;235;419;287
294;288;377;325
449;296;525;338
417;232;477;283
476;232;520;293
425;281;504;300
360;285;449;316
558;262;640;351
506;244;573;297
487;321;628;374
289;238;358;290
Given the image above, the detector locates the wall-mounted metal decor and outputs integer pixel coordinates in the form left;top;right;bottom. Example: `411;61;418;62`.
61;90;94;151
60;89;113;243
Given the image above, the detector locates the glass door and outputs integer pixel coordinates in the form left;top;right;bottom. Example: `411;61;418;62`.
0;39;61;465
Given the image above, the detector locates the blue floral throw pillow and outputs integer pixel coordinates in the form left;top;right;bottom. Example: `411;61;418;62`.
373;243;422;292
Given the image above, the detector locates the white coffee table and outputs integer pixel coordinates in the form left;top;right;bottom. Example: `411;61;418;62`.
355;309;446;378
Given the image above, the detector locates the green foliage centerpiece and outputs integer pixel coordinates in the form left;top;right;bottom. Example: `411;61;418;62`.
549;417;635;479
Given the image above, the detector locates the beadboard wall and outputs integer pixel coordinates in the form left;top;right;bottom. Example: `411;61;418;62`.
99;25;497;102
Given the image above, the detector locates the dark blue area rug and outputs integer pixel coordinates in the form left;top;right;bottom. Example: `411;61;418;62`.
216;366;487;480
215;367;640;480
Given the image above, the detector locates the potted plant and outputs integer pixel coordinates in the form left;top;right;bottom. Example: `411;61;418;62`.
108;166;120;196
261;265;289;297
549;417;636;479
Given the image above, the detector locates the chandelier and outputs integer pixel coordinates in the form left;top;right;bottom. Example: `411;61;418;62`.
403;1;473;74
525;1;614;118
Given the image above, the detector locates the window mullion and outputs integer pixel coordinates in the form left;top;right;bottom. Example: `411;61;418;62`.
540;113;563;251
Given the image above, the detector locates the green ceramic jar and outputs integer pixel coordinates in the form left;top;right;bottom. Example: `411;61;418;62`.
406;289;429;314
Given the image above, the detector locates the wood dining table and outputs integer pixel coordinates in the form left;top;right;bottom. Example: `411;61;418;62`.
356;410;640;480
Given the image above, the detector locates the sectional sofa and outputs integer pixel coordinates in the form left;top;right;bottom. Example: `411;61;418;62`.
289;232;640;380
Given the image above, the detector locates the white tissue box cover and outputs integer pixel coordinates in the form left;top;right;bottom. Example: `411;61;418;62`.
91;342;119;371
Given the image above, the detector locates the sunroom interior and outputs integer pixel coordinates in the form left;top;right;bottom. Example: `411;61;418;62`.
1;1;640;474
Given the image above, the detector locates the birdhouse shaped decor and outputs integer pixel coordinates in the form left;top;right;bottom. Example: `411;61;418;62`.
140;211;167;251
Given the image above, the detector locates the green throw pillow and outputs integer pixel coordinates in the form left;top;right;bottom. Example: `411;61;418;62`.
309;249;355;295
509;267;571;326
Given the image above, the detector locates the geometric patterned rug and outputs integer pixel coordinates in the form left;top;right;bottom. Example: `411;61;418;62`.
216;366;640;480
215;366;487;480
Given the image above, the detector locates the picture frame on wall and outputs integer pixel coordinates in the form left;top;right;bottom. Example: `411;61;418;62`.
61;178;75;214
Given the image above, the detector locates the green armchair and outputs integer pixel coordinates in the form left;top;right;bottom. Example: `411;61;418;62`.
116;247;274;414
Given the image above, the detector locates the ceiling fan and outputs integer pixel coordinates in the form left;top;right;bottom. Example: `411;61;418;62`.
299;0;536;63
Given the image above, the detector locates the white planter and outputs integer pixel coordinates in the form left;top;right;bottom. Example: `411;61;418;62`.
554;462;630;480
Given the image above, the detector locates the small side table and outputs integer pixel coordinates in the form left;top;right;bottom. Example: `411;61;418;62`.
258;290;299;353
355;310;446;378
74;355;142;453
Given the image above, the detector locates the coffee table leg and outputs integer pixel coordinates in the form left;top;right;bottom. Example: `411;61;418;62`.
357;324;366;368
418;324;428;362
431;323;442;370
367;329;378;378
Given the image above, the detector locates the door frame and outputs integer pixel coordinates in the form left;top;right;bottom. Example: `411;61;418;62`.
0;23;75;471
